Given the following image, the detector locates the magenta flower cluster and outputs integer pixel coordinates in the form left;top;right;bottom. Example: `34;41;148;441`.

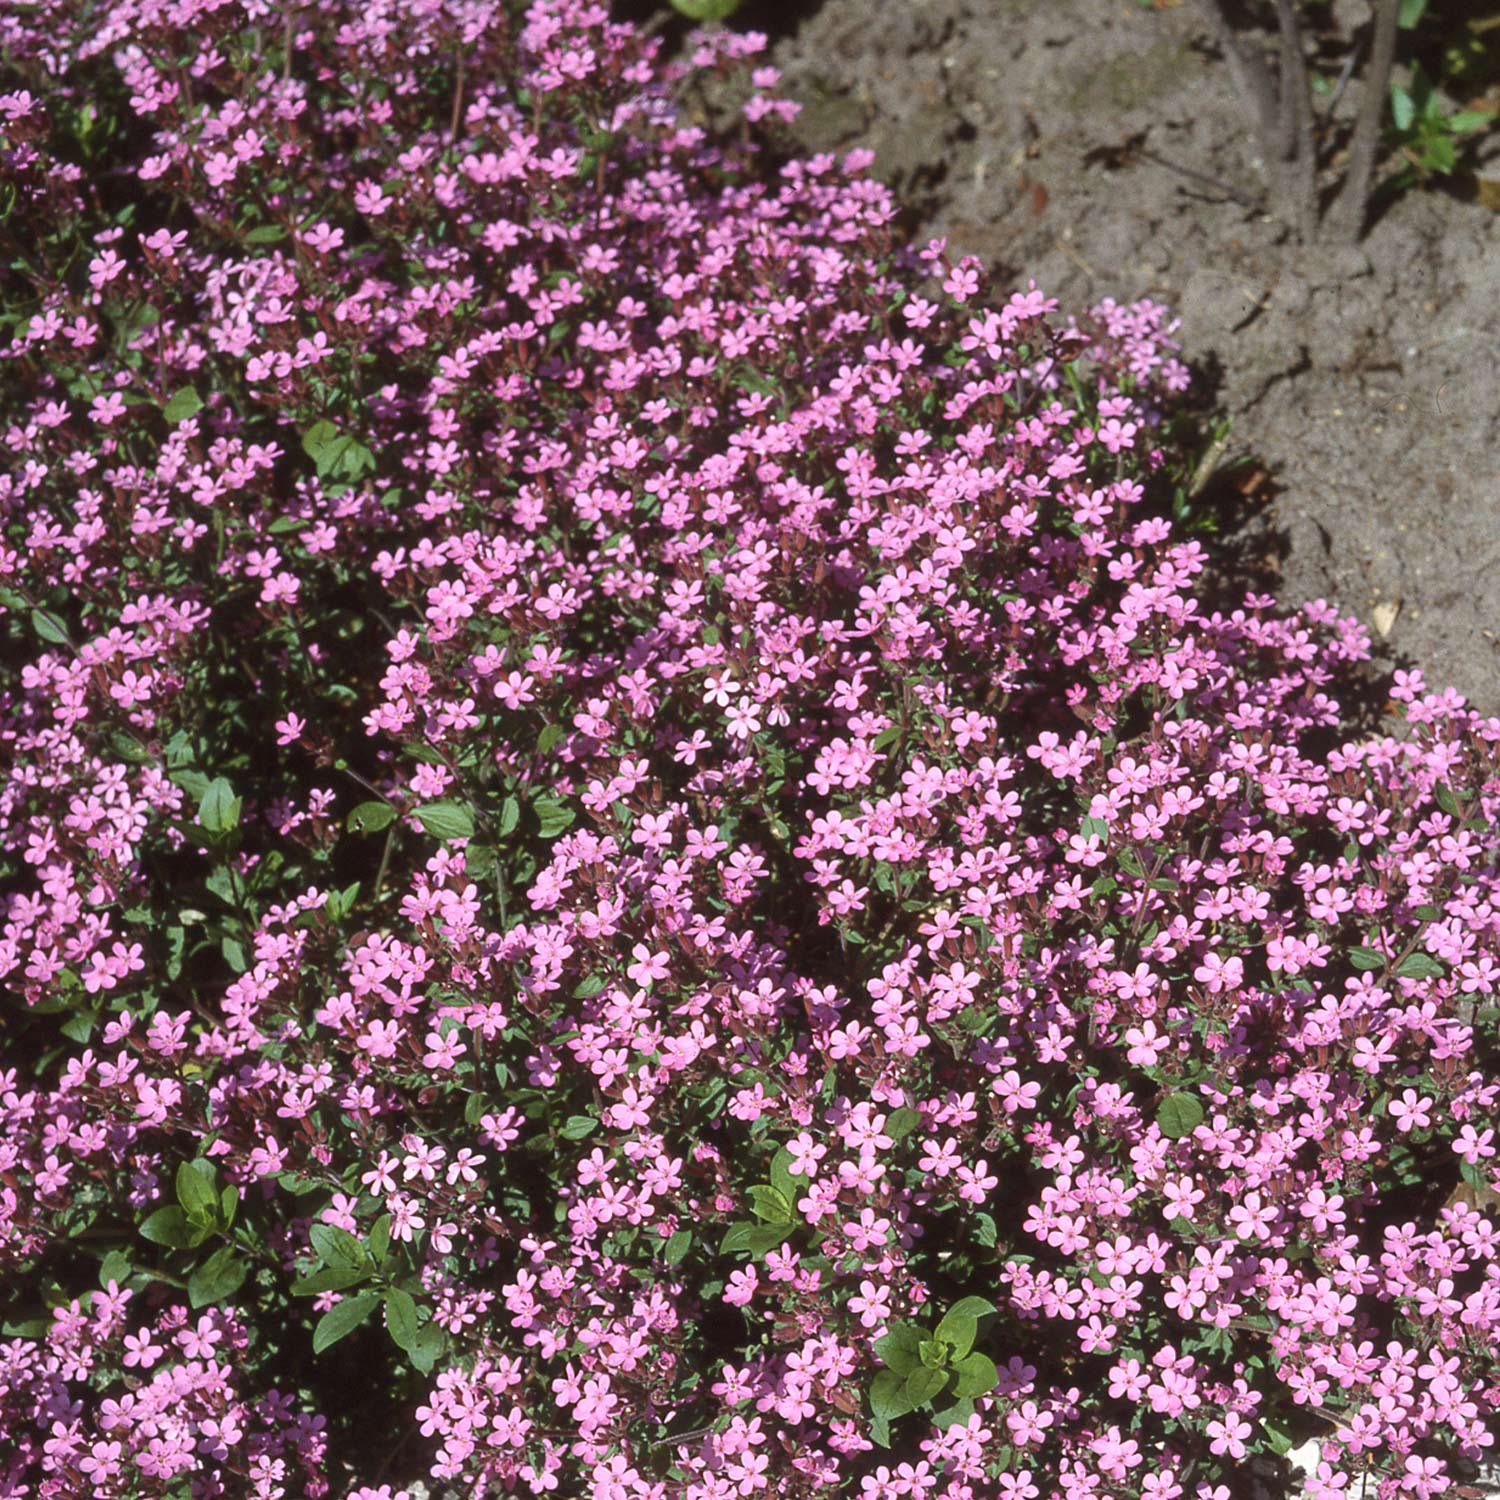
1;2;1498;1498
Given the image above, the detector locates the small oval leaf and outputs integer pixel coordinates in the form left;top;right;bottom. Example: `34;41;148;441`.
312;1292;380;1354
414;801;475;841
162;386;203;423
1157;1091;1205;1140
348;800;395;833
384;1287;419;1352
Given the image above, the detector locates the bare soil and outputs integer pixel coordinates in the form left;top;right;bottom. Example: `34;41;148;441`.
754;0;1500;711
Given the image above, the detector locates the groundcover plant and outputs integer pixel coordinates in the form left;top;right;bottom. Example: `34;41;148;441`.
2;2;1499;1497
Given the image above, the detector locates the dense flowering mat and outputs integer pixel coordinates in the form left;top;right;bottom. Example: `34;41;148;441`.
2;2;1499;1497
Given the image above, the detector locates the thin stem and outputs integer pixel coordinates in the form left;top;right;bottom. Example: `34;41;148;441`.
1323;33;1365;120
450;53;466;144
1330;0;1401;240
373;824;395;903
1199;0;1281;153
1274;0;1320;237
1139;147;1264;211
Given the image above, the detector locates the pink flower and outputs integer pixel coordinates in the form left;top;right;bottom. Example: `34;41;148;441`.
1389;1088;1433;1133
274;713;306;746
121;1328;164;1368
848;1279;892;1329
786;1132;826;1177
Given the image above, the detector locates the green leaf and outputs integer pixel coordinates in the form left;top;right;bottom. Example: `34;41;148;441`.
220;1186;239;1230
1348;945;1387;971
663;1229;692;1265
1460;1158;1492;1192
59;1008;97;1044
31;608;70;645
1156;1091;1204;1140
348;800;395;833
188;1246;246;1308
1397;0;1427;26
905;1364;950;1408
196;779;241;834
951;1351;999;1399
559;1115;598;1140
533;796;575;838
162;386;203;423
277;1172;325;1197
1117;847;1146;878
573;975;607;998
339;440;376;479
1081;815;1110;842
944;1294;996;1322
309;1222;368;1271
719;1221;759;1255
768;1148;798;1204
747;1184;793;1224
875;1321;924;1375
1262;1416;1295;1456
972;1212;998;1248
369;1214;391;1264
869;1367;919;1421
742;1224;793;1258
536;723;564;755
176;1161;219;1222
919;1338;950;1369
1451;110;1492;135
934;1313;974;1358
384;1287;419;1352
302;420;339;464
499;795;521;836
936;1298;993;1360
99;1249;132;1288
1391;82;1416;132
932;1396;977;1431
139;1206;192;1247
1394;952;1445;980
244;223;287;243
884;1106;923;1141
408;1322;446;1375
1;1317;48;1339
327;880;361;921
1434;783;1463;818
290;1265;371;1296
312;1293;380;1354
415;801;474;841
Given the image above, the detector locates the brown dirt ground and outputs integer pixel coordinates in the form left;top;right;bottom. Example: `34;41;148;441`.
743;0;1500;712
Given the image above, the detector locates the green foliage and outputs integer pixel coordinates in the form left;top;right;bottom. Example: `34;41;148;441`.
868;1297;998;1447
1385;60;1491;189
196;778;242;835
188;1245;248;1308
162;386;204;423
719;1150;813;1259
668;0;743;20
313;1292;380;1354
348;800;395;833
301;420;377;482
414;801;475;841
1156;1091;1205;1140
